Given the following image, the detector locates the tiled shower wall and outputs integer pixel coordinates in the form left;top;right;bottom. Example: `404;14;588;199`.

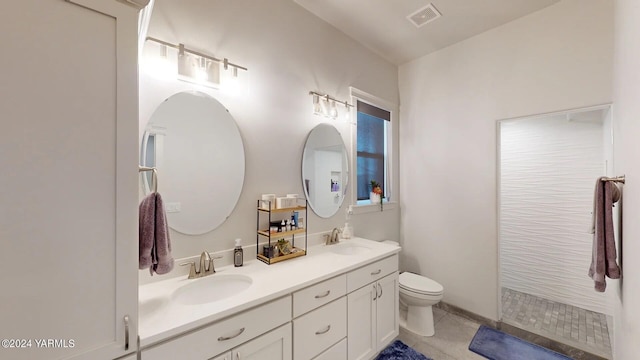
500;113;610;314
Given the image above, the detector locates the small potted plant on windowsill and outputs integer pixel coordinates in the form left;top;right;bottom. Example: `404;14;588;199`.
370;180;383;205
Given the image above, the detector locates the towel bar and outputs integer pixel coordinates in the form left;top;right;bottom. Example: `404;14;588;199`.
601;175;625;184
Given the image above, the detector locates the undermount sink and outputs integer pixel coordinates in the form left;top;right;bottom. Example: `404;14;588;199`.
330;242;372;255
172;274;253;306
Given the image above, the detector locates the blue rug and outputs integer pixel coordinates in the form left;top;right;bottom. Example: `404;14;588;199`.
469;325;573;360
375;339;432;360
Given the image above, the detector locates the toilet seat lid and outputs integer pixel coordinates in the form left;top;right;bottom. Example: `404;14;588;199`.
399;272;443;295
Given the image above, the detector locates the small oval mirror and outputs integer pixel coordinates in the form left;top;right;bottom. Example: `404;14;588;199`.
302;124;349;218
141;91;245;235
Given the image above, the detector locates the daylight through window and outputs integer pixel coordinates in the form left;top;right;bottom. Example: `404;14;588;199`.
356;100;390;201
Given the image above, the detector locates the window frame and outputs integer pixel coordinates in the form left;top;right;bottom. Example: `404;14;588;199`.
349;87;396;212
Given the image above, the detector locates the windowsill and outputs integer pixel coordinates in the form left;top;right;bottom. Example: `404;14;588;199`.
351;200;397;215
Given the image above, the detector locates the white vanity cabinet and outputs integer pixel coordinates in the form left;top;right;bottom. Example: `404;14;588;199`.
141;297;291;360
211;323;292;360
346;256;399;360
138;245;400;360
1;1;142;359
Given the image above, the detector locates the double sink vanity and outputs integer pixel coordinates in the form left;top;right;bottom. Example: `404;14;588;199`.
139;238;400;360
138;91;393;360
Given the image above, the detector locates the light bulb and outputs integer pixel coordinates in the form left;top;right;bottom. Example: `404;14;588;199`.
312;94;322;115
323;96;331;117
329;100;338;119
195;57;208;81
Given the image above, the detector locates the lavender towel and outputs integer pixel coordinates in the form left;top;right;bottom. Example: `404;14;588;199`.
138;193;155;269
139;193;174;275
588;178;621;292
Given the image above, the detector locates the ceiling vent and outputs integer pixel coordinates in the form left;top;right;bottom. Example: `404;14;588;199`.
407;3;441;28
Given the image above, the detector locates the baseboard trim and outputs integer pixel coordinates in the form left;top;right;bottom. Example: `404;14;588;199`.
434;302;498;328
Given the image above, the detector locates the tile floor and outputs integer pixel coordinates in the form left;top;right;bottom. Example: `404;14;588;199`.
397;307;485;360
501;288;612;359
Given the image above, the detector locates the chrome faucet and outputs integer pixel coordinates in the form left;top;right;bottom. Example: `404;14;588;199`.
180;251;221;279
325;228;341;245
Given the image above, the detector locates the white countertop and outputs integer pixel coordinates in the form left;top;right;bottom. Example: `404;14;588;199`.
138;237;400;348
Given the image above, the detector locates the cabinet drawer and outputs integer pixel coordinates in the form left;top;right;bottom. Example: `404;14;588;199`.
313;338;346;360
293;274;346;317
347;255;398;293
293;297;347;360
141;296;291;360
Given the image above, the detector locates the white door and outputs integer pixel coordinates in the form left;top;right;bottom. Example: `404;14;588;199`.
0;0;141;359
233;323;292;360
375;273;399;349
347;284;376;360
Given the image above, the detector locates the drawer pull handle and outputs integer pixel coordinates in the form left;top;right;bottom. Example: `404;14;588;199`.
315;290;331;299
218;327;245;341
371;269;382;276
315;325;331;335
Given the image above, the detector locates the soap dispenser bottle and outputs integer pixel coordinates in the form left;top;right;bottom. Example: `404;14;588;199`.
342;206;353;239
234;238;243;267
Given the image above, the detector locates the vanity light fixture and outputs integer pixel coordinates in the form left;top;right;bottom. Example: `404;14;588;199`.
309;91;352;120
146;37;247;88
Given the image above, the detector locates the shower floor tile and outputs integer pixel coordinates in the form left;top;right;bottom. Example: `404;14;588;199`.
501;287;612;359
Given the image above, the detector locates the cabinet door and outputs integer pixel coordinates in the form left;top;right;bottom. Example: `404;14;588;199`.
232;323;292;360
114;354;138;360
210;351;232;360
0;1;141;359
347;284;376;360
313;338;347;360
375;272;399;350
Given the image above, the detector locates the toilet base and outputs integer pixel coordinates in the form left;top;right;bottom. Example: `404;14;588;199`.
403;305;435;337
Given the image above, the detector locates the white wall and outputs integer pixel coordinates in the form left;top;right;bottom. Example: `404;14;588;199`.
398;0;613;320
612;0;640;358
139;0;400;282
500;114;608;314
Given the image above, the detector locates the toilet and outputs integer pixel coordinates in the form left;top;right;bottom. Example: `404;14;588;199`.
382;241;444;337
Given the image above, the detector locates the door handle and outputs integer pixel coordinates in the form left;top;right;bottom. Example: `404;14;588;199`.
377;283;383;299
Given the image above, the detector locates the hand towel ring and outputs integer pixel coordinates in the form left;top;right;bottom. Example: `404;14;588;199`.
139;166;158;193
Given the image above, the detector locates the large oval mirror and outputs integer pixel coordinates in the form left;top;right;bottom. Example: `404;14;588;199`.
141;91;245;235
302;124;349;218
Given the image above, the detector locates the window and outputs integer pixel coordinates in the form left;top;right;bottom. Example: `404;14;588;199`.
356;100;390;201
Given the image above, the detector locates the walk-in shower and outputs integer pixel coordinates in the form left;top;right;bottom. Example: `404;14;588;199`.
498;105;615;359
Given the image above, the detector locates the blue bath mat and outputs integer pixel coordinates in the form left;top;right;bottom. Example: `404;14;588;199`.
375;339;432;360
469;325;573;360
